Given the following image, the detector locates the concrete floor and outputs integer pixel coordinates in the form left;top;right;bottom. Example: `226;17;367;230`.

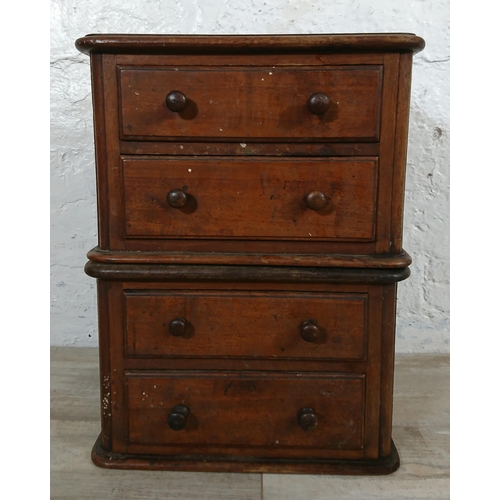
50;348;449;499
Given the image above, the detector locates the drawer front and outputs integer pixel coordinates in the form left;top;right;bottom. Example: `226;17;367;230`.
119;66;382;141
122;157;378;241
124;291;367;361
126;371;365;450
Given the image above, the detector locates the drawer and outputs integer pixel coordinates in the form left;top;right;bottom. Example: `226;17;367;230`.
122;156;378;241
124;290;367;361
126;371;365;451
119;66;382;141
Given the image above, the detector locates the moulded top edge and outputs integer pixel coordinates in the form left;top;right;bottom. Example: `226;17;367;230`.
75;33;425;56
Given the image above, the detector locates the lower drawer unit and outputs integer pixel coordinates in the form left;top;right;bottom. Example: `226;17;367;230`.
85;263;408;473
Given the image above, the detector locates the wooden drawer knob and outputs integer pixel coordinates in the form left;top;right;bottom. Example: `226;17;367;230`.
298;407;318;430
300;319;320;342
166;90;187;112
305;191;327;211
167;189;188;208
169;318;187;336
167;405;190;430
307;92;330;115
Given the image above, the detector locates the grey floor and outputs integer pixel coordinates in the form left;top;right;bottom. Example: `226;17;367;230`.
51;348;449;499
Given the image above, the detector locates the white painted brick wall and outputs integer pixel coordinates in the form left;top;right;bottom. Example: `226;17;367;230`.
50;0;450;352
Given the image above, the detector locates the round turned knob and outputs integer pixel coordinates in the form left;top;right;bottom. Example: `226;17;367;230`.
298;407;318;431
169;318;187;337
307;92;330;115
167;405;190;430
300;320;320;342
167;189;188;208
305;191;327;211
166;90;187;112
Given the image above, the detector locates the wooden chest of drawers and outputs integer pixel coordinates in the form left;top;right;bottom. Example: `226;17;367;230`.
76;33;424;474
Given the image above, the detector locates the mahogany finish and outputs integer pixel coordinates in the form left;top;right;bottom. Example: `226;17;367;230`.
126;371;365;452
84;261;410;283
123;290;368;360
122;157;378;241
119;66;382;141
76;33;423;474
86;246;412;268
75;33;425;55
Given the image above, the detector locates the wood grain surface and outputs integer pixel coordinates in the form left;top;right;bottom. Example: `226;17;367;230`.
124;290;367;361
122;157;378;241
119;66;382;141
87;246;412;268
126;371;365;453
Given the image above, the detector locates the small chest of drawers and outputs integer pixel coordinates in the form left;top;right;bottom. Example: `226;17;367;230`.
76;33;424;474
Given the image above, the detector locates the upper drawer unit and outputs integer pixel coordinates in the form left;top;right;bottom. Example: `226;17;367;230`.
118;66;383;142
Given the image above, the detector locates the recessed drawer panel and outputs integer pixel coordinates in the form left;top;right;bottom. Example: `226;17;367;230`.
119;66;382;141
126;371;365;451
124;290;367;361
122;157;378;241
